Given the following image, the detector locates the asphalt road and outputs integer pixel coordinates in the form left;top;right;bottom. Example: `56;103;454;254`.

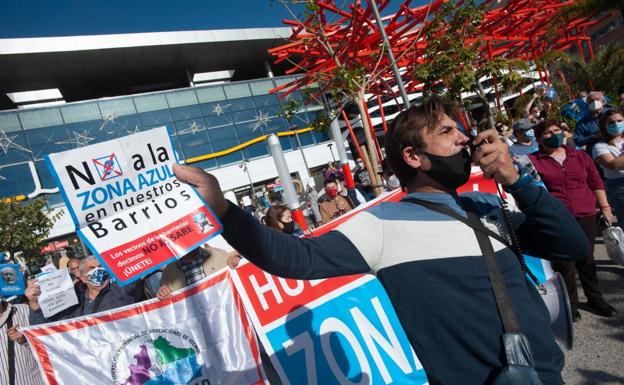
560;239;624;385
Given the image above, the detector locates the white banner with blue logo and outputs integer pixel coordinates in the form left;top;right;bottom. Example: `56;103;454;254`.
21;270;267;385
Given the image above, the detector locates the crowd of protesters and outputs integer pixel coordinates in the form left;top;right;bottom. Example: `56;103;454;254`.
1;85;622;385
498;87;624;323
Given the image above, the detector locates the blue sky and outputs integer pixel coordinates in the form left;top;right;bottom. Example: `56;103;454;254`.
0;0;417;38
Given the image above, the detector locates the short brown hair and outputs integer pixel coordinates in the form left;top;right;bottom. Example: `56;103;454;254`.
385;96;458;188
534;119;561;139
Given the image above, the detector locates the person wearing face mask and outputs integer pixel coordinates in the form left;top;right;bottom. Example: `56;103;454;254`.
171;96;589;385
508;118;538;157
260;204;307;236
593;109;624;227
26;256;137;325
319;180;354;224
574;91;611;153
528;120;616;321
354;158;374;199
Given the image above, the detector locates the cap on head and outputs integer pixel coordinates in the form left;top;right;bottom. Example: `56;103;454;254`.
512;119;535;132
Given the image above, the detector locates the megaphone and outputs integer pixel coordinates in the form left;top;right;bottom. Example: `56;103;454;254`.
536;272;573;350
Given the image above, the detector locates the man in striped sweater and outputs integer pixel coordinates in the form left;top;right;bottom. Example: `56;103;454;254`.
174;97;587;385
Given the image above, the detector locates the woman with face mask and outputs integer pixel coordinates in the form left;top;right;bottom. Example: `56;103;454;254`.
593;109;624;227
528;120;616;321
263;204;304;236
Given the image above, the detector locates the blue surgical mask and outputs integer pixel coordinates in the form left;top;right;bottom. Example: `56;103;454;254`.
525;129;535;139
606;121;624;136
86;267;109;286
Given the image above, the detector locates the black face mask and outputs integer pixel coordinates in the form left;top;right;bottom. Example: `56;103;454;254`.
422;148;472;191
281;221;295;234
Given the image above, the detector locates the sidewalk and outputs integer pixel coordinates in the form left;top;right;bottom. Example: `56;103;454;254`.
561;241;624;385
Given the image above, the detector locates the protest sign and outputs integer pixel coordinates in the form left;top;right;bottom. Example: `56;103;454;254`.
45;126;222;285
0;263;25;296
230;262;428;385
36;268;79;318
40;263;57;273
22;270;266;385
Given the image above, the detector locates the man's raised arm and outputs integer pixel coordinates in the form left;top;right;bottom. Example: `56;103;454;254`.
173;164;370;279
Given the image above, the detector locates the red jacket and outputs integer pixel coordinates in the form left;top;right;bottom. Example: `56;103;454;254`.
528;145;604;218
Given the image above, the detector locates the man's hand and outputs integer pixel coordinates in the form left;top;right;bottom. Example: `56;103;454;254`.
227;251;242;269
336;200;347;211
173;164;230;218
472;129;519;186
7;326;26;345
156;285;173;301
25;279;41;311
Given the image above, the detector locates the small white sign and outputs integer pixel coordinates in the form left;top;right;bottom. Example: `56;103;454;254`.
40;263;57;273
37;269;79;318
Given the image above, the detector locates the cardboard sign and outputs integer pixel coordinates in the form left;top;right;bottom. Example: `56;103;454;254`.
0;263;25;296
45;126;222;285
36;268;79;318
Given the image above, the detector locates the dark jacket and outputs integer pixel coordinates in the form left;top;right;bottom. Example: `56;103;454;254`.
220;183;588;385
29;281;136;325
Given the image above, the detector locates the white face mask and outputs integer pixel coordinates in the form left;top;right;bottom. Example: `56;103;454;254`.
589;100;603;111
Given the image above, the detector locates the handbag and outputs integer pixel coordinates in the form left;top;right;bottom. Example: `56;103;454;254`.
602;225;624;266
404;198;544;385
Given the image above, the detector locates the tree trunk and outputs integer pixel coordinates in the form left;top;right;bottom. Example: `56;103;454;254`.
475;77;495;130
355;93;384;196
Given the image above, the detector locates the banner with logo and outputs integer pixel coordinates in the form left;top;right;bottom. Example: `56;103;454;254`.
45;126;222;285
21;271;267;385
0;263;25;296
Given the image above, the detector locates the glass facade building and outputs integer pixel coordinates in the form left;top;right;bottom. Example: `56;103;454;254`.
0;75;330;206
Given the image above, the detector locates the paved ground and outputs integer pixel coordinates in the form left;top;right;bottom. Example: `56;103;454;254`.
561;239;624;385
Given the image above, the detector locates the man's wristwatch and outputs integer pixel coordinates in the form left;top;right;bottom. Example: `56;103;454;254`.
503;169;533;193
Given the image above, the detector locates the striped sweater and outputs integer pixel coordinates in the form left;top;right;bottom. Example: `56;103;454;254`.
222;183;588;385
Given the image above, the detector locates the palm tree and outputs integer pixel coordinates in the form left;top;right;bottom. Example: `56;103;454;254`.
556;46;624;98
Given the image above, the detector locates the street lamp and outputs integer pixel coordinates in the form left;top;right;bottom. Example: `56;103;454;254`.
238;159;257;199
327;143;336;163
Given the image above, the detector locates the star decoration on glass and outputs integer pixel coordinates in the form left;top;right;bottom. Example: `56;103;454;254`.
177;121;206;135
55;130;95;148
99;113;116;131
212;103;231;116
252;111;271;131
126;126;141;135
0;130;32;155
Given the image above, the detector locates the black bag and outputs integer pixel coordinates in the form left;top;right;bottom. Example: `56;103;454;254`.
404;198;544;385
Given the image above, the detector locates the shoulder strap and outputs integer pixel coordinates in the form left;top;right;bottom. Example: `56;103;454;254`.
402;197;521;333
6;306;16;385
466;210;521;333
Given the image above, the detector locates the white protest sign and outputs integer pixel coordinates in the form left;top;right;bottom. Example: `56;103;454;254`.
37;269;79;318
40;263;57;273
45;126;223;285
